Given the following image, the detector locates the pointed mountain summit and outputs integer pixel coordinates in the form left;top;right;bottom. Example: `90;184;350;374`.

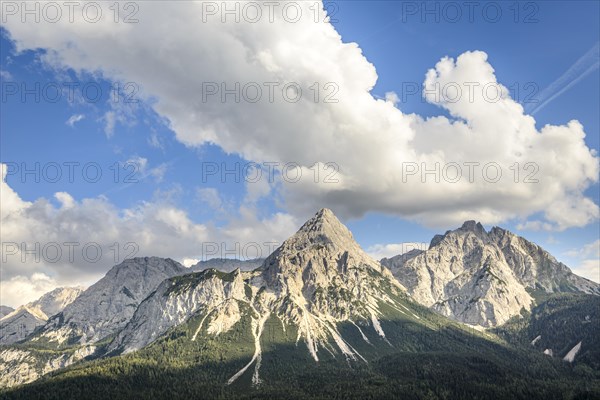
258;208;404;361
0;287;84;345
389;221;599;327
263;208;395;284
36;257;187;346
459;220;487;235
294;208;357;244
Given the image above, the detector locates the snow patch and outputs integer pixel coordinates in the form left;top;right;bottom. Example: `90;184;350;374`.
350;321;371;345
563;341;582;363
370;314;385;338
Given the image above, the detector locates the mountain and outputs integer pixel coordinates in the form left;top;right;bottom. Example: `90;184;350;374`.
3;210;599;399
108;208;411;369
33;257;187;347
489;225;598;294
0;257;186;387
0;287;84;345
385;221;599;327
1;211;599;398
380;248;424;276
191;258;264;273
0;306;14;319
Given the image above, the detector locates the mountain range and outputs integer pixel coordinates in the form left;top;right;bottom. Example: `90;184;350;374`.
0;287;84;345
0;209;598;399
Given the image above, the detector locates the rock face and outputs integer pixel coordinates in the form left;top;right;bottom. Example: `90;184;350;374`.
109;209;408;384
380;249;424;276
36;257;187;346
192;258;264;273
109;268;256;355
0;306;14;319
0;287;84;345
488;226;599;294
390;221;600;327
259;208;405;360
0;345;96;388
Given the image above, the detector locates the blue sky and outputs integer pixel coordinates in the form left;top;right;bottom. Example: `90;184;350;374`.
0;1;599;305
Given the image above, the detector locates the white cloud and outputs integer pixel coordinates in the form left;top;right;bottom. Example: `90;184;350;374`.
126;156;148;174
123;156;167;183
0;273;58;309
54;192;75;209
149;163;167;183
0;164;299;307
565;239;600;259
517;220;555;232
197;187;223;210
384;91;399;105
244;167;272;204
564;239;600;283
366;242;429;261
66;114;85;127
103;111;116;137
572;259;600;284
3;2;596;230
181;258;199;268
0;0;598;227
0;69;12;80
148;132;164;149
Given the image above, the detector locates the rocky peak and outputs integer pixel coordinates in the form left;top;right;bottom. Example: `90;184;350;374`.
106;256;183;277
429;233;448;249
390;221;599;327
27;287;85;320
110;209;407;371
37;257;187;346
192;258;264;273
429;221;487;249
262;208;383;281
295;208;356;245
0;287;84;345
460;220;487;235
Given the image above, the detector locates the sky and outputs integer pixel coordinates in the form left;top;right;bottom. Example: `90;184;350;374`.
0;1;599;307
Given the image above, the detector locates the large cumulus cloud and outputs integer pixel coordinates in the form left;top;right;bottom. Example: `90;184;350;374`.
2;1;597;228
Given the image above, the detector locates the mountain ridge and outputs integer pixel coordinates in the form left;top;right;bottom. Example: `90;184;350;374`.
384;220;599;327
0;287;84;345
